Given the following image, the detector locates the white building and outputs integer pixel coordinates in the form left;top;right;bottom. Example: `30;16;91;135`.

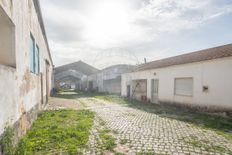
0;0;53;136
121;44;232;112
88;64;134;94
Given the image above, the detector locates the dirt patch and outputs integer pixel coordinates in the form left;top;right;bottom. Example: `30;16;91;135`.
47;97;85;110
114;144;130;154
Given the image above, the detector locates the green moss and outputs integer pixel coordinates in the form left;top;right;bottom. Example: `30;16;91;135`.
15;110;94;155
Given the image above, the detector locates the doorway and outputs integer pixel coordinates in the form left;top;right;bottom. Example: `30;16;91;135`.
151;79;159;103
127;85;131;98
45;60;50;103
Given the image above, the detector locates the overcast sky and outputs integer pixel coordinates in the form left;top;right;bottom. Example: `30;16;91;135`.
40;0;232;69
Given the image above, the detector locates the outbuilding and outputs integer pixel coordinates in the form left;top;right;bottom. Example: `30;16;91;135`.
121;44;232;112
88;64;134;94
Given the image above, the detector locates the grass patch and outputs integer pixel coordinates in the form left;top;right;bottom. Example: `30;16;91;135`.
94;95;115;102
98;129;116;151
185;136;232;154
0;126;15;155
15;110;94;155
93;95;127;104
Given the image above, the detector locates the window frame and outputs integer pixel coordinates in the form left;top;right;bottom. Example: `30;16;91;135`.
29;33;40;75
29;34;35;73
35;44;40;74
174;77;193;97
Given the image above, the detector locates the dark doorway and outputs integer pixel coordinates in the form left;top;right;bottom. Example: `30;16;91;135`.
45;60;50;103
127;85;131;97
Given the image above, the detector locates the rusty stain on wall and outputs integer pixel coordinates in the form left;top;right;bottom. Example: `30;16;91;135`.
19;70;36;97
18;103;28;136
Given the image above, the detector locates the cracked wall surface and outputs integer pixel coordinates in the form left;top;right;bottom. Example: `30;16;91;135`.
0;0;53;136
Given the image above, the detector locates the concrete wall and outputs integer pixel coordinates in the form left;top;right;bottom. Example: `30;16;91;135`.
0;0;53;136
122;57;232;111
132;79;147;101
0;65;17;134
103;77;121;94
89;64;134;94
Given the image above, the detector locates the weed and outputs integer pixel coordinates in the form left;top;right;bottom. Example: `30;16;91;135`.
15;110;95;155
120;139;127;145
185;135;232;154
0;126;15;155
99;129;116;150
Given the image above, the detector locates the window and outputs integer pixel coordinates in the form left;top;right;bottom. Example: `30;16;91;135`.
29;34;40;74
35;45;40;74
29;34;35;73
174;78;193;96
0;7;16;67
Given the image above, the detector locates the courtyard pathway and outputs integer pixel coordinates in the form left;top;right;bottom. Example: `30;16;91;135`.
48;96;232;155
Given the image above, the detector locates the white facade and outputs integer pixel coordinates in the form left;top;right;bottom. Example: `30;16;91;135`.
88;64;134;94
0;0;53;135
122;57;232;110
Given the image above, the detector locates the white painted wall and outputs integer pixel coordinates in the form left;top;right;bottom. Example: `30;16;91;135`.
0;7;15;67
89;65;134;93
0;65;18;133
122;57;232;110
0;0;53;135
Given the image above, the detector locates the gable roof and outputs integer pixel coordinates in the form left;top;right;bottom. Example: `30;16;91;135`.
55;61;99;76
101;64;134;71
136;44;232;71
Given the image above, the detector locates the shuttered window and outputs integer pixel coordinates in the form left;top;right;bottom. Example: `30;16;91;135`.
174;78;193;96
29;34;40;74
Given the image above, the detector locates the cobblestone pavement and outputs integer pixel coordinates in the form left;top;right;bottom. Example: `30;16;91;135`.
47;97;232;155
80;98;232;155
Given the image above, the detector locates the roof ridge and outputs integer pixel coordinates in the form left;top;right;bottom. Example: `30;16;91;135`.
137;43;232;71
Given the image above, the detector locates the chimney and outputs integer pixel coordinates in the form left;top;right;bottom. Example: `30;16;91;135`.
144;58;147;64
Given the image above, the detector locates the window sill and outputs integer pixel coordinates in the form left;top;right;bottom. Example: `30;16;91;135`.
174;94;193;97
0;64;16;72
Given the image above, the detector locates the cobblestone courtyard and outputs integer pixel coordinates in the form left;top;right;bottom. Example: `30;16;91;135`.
48;95;232;155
